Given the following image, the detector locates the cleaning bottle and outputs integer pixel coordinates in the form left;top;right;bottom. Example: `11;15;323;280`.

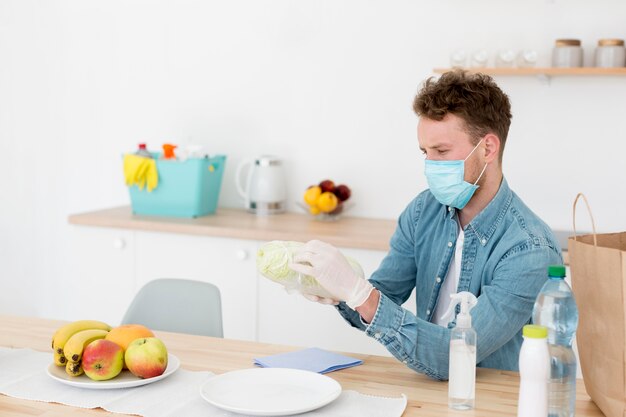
162;144;177;160
442;291;478;410
135;143;153;158
518;324;550;417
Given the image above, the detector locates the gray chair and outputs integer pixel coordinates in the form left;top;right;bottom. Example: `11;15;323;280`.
122;278;223;337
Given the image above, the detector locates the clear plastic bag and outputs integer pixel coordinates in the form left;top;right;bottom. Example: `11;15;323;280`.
256;240;364;299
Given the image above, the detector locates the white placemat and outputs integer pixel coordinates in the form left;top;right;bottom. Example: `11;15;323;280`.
0;347;406;417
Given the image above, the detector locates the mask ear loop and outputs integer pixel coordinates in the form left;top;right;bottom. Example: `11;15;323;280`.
464;138;484;162
473;162;488;186
465;138;487;186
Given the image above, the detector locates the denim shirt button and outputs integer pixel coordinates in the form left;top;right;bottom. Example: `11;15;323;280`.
447;241;453;247
481;238;487;245
447;207;452;212
374;332;382;339
426;309;431;315
403;360;408;364
436;277;442;283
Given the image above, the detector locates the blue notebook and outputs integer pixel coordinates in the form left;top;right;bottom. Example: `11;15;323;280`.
254;347;363;374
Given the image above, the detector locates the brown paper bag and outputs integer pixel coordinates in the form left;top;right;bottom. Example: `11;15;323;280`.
568;193;626;417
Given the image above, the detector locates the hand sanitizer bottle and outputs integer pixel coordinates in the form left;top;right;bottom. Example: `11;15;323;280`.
442;291;478;410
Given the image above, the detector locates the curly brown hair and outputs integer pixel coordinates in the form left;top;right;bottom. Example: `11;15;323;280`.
413;70;512;161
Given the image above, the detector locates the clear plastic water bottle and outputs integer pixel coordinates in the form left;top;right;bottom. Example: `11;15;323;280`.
532;265;579;417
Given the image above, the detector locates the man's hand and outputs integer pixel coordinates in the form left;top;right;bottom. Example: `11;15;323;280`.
289;240;374;309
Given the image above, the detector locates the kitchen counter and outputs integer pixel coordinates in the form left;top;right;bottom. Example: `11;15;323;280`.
0;315;603;416
68;206;397;251
68;206;570;263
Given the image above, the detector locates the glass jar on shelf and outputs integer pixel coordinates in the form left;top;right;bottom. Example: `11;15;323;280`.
495;49;516;68
516;49;538;68
594;39;625;68
552;39;583;68
450;49;468;68
470;49;489;68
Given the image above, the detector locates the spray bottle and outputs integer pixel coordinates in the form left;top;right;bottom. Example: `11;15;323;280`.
442;291;478;410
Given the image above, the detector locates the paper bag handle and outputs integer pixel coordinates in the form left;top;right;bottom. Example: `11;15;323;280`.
572;193;598;246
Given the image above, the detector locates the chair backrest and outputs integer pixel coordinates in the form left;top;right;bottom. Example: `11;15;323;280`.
122;278;223;337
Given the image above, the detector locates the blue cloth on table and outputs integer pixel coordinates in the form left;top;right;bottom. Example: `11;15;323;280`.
253;347;363;374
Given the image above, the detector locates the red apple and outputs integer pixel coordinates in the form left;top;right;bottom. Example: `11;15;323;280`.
333;184;351;201
82;339;124;381
124;337;168;379
318;179;335;193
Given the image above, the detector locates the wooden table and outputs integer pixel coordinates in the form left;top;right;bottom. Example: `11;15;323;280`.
0;315;602;416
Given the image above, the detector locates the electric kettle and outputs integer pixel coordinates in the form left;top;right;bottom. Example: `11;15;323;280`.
235;155;287;215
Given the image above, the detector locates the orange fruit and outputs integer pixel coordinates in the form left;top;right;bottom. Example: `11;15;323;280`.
303;186;322;206
105;324;154;351
309;205;321;215
317;192;338;213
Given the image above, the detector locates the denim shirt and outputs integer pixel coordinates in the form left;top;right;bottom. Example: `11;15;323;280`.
336;178;562;380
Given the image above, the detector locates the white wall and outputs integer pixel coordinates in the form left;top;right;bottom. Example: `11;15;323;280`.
1;0;625;316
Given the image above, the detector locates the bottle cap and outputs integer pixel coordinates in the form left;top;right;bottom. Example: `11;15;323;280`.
523;324;547;339
138;143;147;150
548;265;566;278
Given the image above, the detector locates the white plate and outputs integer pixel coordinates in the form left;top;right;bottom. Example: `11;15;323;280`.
46;354;180;389
200;368;342;416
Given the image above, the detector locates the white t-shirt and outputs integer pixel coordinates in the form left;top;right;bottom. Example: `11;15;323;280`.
433;224;464;326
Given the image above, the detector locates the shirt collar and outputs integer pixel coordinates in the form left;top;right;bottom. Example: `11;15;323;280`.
461;177;512;246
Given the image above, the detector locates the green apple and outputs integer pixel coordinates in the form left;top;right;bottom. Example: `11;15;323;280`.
124;337;168;379
82;339;124;381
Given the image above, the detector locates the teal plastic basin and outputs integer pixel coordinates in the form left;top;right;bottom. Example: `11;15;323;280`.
128;154;226;218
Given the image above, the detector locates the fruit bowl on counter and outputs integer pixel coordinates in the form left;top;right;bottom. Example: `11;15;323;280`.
300;179;352;221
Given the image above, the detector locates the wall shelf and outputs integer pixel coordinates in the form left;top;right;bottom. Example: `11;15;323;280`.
433;67;626;76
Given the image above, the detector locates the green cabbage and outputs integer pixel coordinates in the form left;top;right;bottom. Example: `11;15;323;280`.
256;240;364;298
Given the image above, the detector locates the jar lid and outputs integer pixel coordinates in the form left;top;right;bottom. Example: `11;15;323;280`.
598;38;625;47
555;39;581;47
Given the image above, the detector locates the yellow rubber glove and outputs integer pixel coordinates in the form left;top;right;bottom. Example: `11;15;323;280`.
123;154;159;192
145;159;158;192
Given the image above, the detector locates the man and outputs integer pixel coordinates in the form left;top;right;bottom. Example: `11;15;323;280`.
289;70;562;380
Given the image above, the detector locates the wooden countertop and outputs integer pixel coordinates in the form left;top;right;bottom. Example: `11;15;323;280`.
68;206;570;263
0;315;603;416
68;206;397;251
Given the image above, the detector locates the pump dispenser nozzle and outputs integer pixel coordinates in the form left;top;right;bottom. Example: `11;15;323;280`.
441;291;478;328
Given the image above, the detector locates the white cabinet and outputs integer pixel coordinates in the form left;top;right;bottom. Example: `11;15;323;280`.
63;225;410;356
257;247;416;356
55;226;137;325
134;231;259;342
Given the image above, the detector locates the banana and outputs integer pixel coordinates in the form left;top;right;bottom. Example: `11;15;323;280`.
53;350;67;366
51;320;111;364
63;329;109;363
66;360;83;377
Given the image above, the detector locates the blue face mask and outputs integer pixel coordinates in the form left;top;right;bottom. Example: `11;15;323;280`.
424;139;487;209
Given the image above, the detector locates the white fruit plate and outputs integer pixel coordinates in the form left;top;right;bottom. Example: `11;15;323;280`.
46;354;180;389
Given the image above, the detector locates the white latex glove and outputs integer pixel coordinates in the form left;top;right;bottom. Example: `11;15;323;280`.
282;287;338;305
301;293;339;306
289;240;374;309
